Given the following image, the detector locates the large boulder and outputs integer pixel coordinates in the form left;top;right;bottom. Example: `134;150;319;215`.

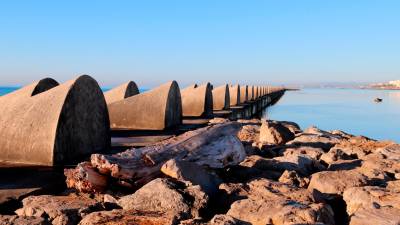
79;209;177;225
308;170;369;195
259;120;294;145
227;198;334;225
287;133;342;151
161;159;222;195
0;215;49;225
15;194;104;225
343;186;400;215
348;207;400;225
117;178;208;220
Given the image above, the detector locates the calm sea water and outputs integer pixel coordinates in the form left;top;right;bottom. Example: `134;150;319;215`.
265;88;400;142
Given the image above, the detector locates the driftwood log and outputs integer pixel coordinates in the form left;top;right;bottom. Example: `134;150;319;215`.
65;122;246;191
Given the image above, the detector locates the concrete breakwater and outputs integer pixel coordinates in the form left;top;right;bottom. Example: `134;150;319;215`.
0;75;285;166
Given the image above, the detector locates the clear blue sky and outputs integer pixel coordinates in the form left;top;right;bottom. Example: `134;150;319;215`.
0;0;399;88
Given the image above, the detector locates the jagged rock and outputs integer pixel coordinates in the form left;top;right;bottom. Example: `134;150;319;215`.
278;170;309;188
78;210;177;225
220;178;317;204
343;186;400;215
0;215;49;225
287;133;342;151
320;148;354;164
279;146;325;161
117;178;208;220
278;120;302;134
304;126;343;139
348;207;400;225
332;136;394;158
161;159;222;195
259;120;294;145
64;162;108;193
330;129;354;139
227;198;334;225
15;194;104;225
208;214;249;225
386;180;400;191
237;125;259;143
327;159;362;171
308;170;369;195
239;154;322;177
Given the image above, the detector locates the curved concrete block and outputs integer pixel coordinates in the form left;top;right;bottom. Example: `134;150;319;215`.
104;81;139;104
108;81;182;130
229;84;240;106
212;84;230;110
240;85;248;103
181;83;213;117
248;86;254;101
0;75;110;166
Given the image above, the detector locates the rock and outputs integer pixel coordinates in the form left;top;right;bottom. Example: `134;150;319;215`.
278;120;302;134
227;198;334;225
208;214;249;225
237;119;261;125
64;162;108;193
15;193;104;225
209;118;230;124
161;159;222;195
320;148;354;165
237;125;259;143
117;178;208;220
308;170;369;195
103;194;118;204
279;146;325;161
0;215;49;225
304;126;343;139
327;159;362;171
78;209;177;225
287;133;342;151
386;180;400;191
343;186;400;215
332;136;394;158
357;148;400;182
259;120;294;145
330;129;354;139
220;178;317;204
278;170;309;188
348;207;400;225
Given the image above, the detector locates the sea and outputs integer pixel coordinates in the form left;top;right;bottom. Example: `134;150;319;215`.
264;88;400;143
1;87;399;142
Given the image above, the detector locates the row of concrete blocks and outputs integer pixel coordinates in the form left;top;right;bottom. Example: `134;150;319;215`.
0;75;285;166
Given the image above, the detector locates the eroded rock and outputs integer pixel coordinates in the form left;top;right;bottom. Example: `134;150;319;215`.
79;210;177;225
259;120;294;145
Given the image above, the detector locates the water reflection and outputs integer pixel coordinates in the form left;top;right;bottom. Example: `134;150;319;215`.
264;88;400;142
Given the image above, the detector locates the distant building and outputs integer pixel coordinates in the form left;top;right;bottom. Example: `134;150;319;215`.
388;80;400;87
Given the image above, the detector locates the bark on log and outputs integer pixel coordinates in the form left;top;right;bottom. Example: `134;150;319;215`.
89;122;245;187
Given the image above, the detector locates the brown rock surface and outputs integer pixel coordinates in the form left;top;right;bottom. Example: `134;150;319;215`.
343;186;400;215
117;178;208;219
308;170;369;195
259;120;294;145
0;215;49;225
15;194;104;225
79;210;177;225
348;207;400;225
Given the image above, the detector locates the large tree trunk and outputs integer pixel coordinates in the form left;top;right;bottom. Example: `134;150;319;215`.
66;122;246;191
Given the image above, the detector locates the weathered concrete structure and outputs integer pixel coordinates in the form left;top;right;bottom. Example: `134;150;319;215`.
181;83;213;118
104;81;139;104
212;84;230;110
239;85;248;103
229;84;240;106
248;86;255;100
108;81;182;130
0;75;110;166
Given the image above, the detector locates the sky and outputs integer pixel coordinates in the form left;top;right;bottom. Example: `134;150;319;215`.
0;0;399;88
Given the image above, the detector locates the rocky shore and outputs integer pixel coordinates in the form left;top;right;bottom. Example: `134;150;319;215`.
1;118;400;225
